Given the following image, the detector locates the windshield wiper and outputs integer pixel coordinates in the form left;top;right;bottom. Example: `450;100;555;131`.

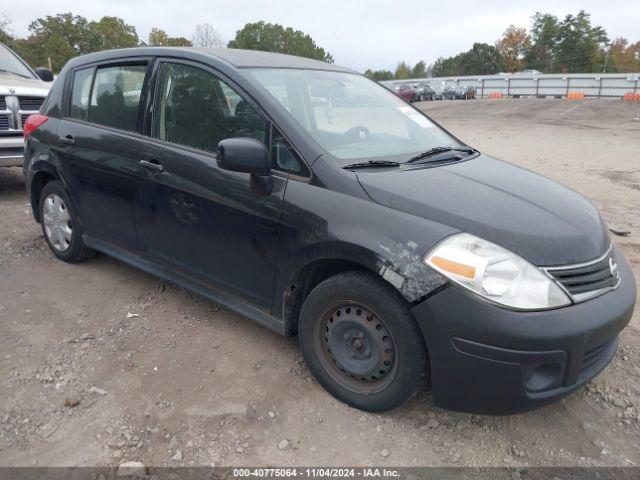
406;146;475;164
343;160;401;170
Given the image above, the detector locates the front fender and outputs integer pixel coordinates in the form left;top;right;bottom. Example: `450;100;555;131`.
274;178;458;312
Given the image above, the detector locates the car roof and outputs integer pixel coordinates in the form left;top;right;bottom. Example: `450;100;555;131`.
64;47;357;74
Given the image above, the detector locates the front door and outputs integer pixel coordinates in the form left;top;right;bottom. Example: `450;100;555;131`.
56;62;149;250
136;60;286;311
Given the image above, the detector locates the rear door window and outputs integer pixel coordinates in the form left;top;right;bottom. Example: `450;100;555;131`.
86;64;147;131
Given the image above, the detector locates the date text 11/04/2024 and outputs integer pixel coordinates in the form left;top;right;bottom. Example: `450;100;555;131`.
232;468;400;478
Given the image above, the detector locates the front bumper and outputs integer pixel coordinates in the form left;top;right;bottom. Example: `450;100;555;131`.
412;246;636;414
0;135;25;167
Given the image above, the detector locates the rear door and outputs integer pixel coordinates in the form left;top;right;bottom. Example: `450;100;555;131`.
135;59;287;310
56;60;150;250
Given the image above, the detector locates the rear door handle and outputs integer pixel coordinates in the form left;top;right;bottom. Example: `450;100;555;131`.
138;159;164;173
58;135;75;147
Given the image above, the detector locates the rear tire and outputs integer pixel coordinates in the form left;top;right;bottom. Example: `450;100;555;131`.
298;271;428;412
39;180;95;263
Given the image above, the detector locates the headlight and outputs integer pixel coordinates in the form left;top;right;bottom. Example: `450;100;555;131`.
425;233;571;310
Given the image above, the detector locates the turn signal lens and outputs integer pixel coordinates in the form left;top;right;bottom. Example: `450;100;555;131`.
23;114;48;140
429;256;476;279
425;233;571;310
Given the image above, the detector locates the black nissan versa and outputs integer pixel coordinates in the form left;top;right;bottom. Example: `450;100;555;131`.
23;48;635;414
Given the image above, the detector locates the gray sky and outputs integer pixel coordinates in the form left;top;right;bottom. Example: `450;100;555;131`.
5;0;639;72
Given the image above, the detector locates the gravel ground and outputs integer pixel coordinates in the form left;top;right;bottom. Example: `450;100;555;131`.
0;98;638;468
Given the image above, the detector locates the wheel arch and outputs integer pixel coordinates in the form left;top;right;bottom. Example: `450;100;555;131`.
277;240;447;336
29;165;61;222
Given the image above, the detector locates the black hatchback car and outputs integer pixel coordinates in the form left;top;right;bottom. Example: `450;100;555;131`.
24;48;635;414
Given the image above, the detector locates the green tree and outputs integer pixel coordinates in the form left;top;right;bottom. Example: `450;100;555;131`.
364;69;394;81
147;27;192;47
553;11;607;72
374;70;394;81
525;13;559;72
10;13;142;72
458;43;504;75
412;60;427;78
228;21;333;62
431;55;462;77
88;16;138;51
9;13;93;71
394;61;412;79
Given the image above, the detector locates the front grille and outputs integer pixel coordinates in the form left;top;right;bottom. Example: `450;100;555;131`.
21;114;32;129
0;114;9;130
546;248;618;301
0;96;6;110
18;96;44;111
579;337;617;378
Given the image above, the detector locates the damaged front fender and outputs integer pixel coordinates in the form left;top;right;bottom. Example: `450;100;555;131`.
377;240;448;302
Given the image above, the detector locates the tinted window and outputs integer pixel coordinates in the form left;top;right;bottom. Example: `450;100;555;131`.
152;62;267;154
70;68;93;120
87;64;147;131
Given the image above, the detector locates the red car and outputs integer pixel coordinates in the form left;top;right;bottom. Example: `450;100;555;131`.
391;83;418;102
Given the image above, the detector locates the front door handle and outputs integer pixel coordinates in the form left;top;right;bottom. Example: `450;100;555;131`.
58;135;75;147
138;159;164;173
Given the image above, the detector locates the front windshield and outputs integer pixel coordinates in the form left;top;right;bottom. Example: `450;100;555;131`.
249;69;459;160
0;44;34;78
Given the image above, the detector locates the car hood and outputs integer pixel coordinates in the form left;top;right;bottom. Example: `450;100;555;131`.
356;155;610;266
0;72;50;95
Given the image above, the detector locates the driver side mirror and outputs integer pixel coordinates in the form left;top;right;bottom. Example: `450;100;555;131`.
217;137;273;195
35;67;54;82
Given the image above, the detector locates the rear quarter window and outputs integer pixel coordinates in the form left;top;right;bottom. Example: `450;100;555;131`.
70;68;93;120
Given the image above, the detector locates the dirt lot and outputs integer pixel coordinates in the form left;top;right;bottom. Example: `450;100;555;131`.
0;98;639;468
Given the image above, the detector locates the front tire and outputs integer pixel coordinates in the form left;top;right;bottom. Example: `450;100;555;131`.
298;271;428;412
39;180;95;263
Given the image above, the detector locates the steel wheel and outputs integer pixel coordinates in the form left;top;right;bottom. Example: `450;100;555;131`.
314;301;398;394
42;193;73;252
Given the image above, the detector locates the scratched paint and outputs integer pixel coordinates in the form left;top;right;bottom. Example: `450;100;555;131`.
377;240;447;302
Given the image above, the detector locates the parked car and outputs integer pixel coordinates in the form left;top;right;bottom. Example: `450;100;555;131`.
391;82;419;102
427;81;448;100
517;69;542;75
451;84;476;99
413;82;436;101
24;48;635;414
0;42;52;167
441;81;459;99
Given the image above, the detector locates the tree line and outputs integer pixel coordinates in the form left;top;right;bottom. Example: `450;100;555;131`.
1;10;638;78
365;10;640;81
0;14;332;72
